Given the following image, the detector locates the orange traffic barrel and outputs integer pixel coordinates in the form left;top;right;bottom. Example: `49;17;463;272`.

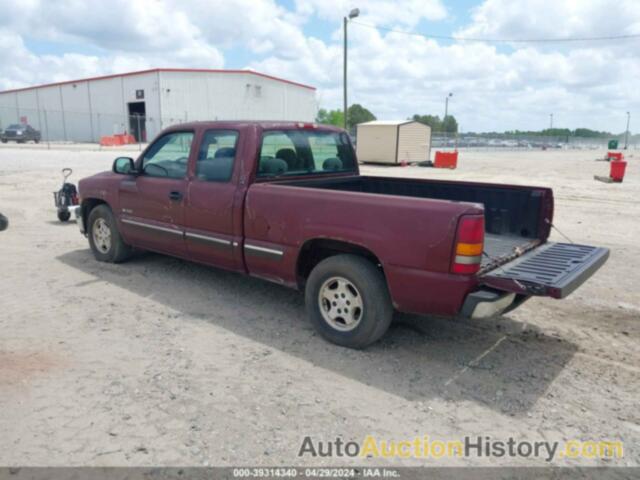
434;151;458;169
100;135;116;146
610;160;627;182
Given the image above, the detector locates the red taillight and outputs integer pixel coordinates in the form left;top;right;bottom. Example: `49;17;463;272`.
451;215;484;275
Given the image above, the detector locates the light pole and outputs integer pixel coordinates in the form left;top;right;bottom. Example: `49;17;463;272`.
549;113;553;130
343;8;360;130
624;111;630;150
444;92;453;120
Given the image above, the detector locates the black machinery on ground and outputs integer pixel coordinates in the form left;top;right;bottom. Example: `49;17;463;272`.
53;168;79;222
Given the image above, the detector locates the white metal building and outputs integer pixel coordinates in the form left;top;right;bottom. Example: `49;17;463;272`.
0;68;317;142
356;120;431;164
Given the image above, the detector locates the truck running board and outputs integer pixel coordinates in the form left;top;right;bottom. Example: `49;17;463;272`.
480;242;609;299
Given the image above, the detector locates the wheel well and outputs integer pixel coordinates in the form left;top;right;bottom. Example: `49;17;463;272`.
296;239;383;288
81;198;107;226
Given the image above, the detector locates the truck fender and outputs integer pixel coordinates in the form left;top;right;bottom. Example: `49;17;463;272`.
295;237;385;289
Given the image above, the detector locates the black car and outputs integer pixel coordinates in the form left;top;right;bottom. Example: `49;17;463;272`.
1;124;41;143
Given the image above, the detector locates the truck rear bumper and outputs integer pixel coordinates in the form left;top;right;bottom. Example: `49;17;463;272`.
460;242;609;319
386;242;608;319
460;290;516;319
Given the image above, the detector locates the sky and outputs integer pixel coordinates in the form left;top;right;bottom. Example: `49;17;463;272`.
0;0;638;132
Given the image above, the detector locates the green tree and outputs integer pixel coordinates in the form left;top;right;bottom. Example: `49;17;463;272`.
316;108;329;124
574;128;609;138
316;108;344;127
541;128;571;138
442;115;458;133
412;114;442;131
347;104;376;129
412;113;458;133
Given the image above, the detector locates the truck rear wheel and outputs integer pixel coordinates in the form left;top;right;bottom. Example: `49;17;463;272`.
305;254;393;349
87;205;132;263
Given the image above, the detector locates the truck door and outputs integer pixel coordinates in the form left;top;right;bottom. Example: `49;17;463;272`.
118;130;194;256
184;129;244;271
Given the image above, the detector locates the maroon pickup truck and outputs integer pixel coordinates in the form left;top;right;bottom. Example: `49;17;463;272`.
77;121;609;348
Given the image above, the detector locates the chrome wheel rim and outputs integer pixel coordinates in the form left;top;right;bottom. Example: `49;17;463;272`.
318;276;363;332
92;218;112;254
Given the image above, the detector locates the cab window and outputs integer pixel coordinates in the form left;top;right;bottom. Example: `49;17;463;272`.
196;130;238;182
142;131;193;179
258;130;356;177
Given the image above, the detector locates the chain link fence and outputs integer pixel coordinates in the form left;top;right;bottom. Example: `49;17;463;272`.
1;104;636;152
431;132;638;151
0;105;190;149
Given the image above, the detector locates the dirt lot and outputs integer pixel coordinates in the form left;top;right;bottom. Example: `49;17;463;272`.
0;145;638;467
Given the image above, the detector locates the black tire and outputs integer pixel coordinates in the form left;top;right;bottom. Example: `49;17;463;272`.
1;139;7;144
34;139;40;144
87;204;133;263
57;210;71;222
305;254;393;349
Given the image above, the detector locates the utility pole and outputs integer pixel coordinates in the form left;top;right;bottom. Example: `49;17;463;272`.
343;8;360;130
549;113;553;130
624;111;631;150
443;92;453;132
444;92;453;119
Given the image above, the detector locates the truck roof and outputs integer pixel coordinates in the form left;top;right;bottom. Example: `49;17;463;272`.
163;121;345;133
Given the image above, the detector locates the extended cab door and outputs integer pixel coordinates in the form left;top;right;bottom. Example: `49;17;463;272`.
184;129;244;271
118;130;194;256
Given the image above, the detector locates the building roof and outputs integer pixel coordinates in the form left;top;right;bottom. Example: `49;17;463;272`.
359;120;418;126
0;68;316;95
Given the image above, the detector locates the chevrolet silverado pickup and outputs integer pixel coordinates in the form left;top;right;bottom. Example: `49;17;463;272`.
77;121;609;348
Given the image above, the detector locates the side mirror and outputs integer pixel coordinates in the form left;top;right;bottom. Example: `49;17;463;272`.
113;157;136;175
0;213;8;232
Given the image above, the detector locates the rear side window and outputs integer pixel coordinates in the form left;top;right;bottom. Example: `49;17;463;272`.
258;130;356;177
260;133;296;158
196;130;239;182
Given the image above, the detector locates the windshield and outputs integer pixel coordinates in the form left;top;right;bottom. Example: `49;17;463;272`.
7;124;23;129
257;129;356;178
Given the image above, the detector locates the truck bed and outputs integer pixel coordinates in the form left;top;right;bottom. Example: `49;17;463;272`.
279;175;551;270
482;234;539;270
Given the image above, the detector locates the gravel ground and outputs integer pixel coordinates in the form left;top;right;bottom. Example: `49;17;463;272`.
0;145;638;468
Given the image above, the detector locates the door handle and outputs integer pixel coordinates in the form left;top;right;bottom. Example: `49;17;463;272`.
168;191;183;201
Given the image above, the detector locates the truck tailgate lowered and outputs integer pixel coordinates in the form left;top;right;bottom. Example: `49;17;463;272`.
481;242;609;299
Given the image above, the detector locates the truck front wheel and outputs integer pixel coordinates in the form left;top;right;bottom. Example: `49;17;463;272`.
305;254;393;349
87;205;132;263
